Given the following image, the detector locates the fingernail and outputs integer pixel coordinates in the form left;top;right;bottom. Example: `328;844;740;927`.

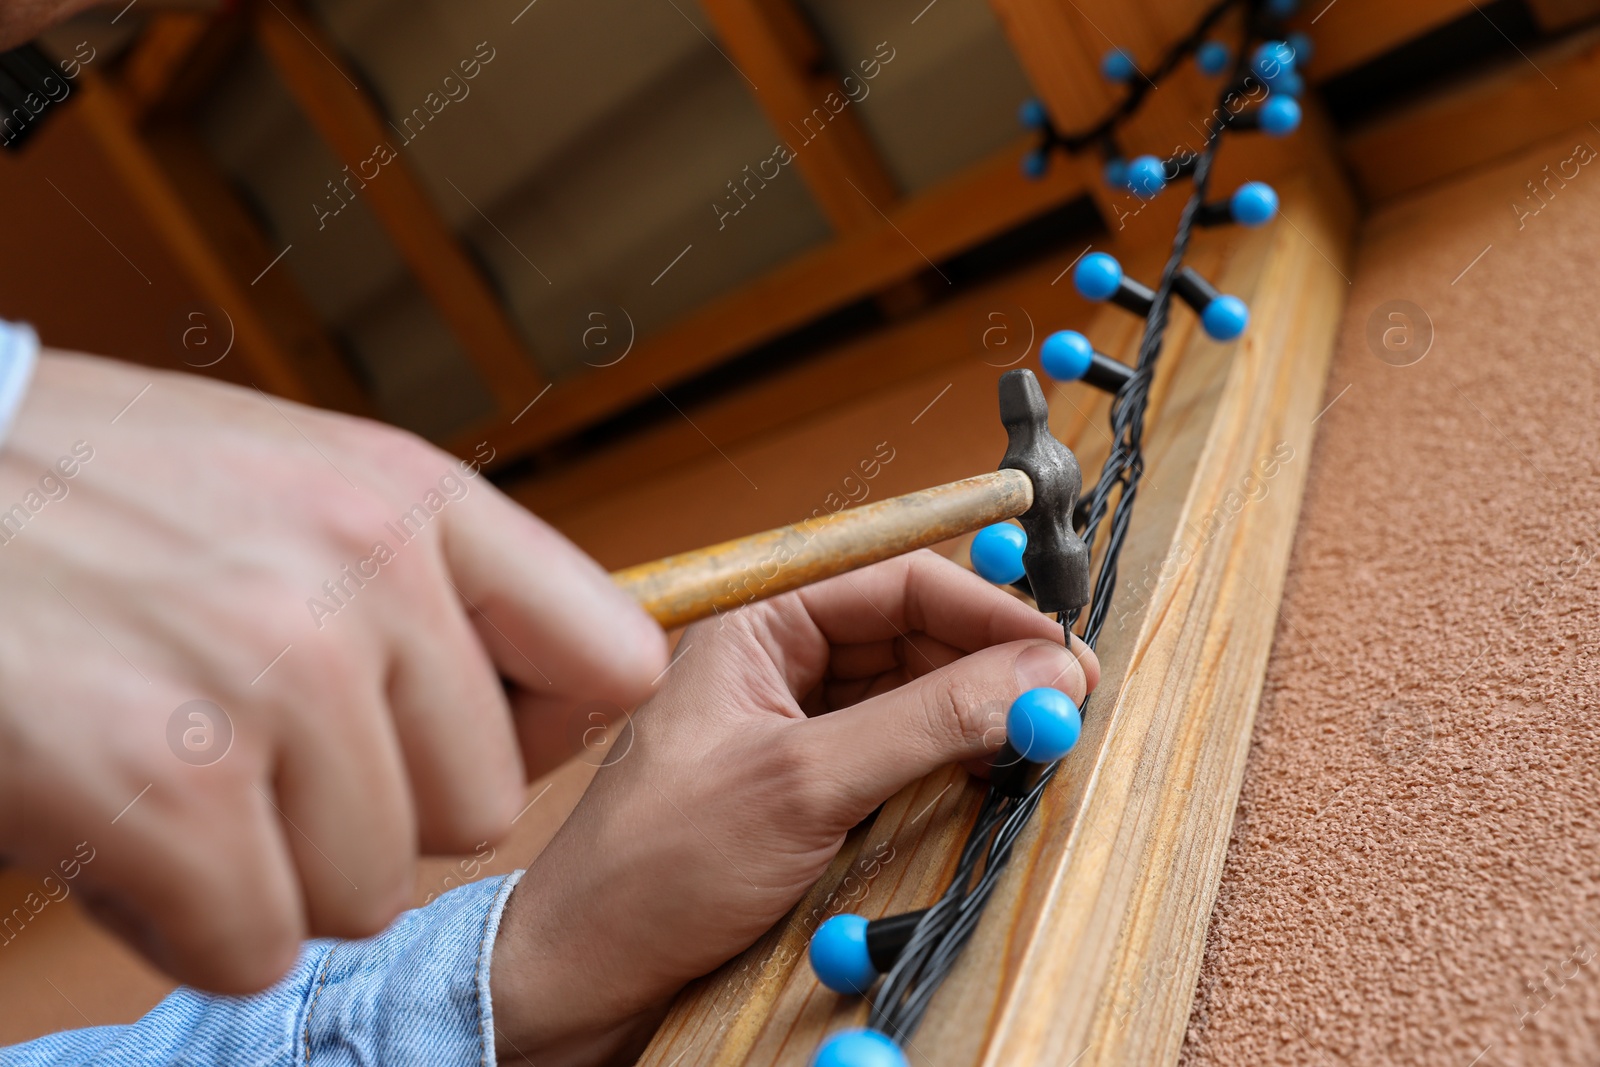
1014;643;1077;692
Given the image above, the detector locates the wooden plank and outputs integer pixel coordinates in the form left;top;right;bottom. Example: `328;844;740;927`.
700;0;900;234
1342;24;1600;203
252;0;544;409
1290;0;1474;81
71;71;316;402
119;11;210;119
450;132;1086;460
631;160;1354;1064
118;4;249;121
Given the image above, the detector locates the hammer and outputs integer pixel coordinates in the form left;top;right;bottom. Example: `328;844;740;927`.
610;370;1092;629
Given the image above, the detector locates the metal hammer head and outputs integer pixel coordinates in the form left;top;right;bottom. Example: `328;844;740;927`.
998;369;1091;613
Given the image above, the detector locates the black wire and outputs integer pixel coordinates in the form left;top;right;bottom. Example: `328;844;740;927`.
1055;0;1239;154
867;0;1275;1043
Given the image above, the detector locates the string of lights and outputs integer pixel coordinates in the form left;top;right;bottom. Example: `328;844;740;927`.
804;2;1311;1063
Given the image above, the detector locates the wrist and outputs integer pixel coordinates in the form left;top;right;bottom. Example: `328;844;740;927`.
489;866;673;1065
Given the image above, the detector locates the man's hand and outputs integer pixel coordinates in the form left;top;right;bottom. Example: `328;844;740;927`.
0;352;667;992
489;551;1099;1064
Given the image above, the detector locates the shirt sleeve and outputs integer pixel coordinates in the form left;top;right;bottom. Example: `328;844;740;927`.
1;869;525;1067
0;320;39;451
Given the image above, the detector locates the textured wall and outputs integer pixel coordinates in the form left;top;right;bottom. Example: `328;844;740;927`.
1181;129;1600;1066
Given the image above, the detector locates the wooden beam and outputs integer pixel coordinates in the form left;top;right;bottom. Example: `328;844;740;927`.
698;0;934;317
119;10;209;118
452;132;1086;461
1291;0;1475;81
117;5;248;122
252;0;544;410
1342;24;1600;203
632;161;1354;1065
700;0;901;235
72;71;317;403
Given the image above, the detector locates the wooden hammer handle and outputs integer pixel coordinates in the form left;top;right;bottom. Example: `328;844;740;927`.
611;468;1033;629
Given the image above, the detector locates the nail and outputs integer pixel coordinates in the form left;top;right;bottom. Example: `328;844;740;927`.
1014;642;1078;694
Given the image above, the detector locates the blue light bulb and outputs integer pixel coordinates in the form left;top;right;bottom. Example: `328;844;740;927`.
1073;252;1123;302
1102;48;1136;83
1127;154;1166;199
1006;687;1082;763
1285;31;1314;66
1251;40;1297;81
1103;157;1130;189
970;523;1027;585
813;1030;908;1067
1196;40;1230;76
1021;147;1049;180
1271;69;1304;98
1259;96;1302;137
1040;330;1095;382
810;915;877;994
1229;182;1278;227
1201;294;1249;340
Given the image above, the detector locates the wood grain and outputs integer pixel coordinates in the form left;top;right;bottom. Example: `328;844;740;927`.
613;469;1032;630
635;162;1354;1065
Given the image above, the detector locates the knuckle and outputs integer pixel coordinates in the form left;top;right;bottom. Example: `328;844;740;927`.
311;491;391;557
926;672;992;753
767;731;838;817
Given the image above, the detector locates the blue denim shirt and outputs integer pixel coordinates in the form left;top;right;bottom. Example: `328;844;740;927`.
2;870;524;1067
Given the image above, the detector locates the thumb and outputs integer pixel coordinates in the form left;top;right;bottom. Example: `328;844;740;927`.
797;640;1090;821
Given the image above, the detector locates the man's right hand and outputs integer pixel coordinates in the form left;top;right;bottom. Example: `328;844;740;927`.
0;351;667;993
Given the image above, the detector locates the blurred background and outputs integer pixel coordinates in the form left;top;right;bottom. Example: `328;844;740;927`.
1;0;1581;533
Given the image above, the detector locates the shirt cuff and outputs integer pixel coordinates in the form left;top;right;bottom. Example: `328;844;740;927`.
300;867;525;1066
0;320;38;451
